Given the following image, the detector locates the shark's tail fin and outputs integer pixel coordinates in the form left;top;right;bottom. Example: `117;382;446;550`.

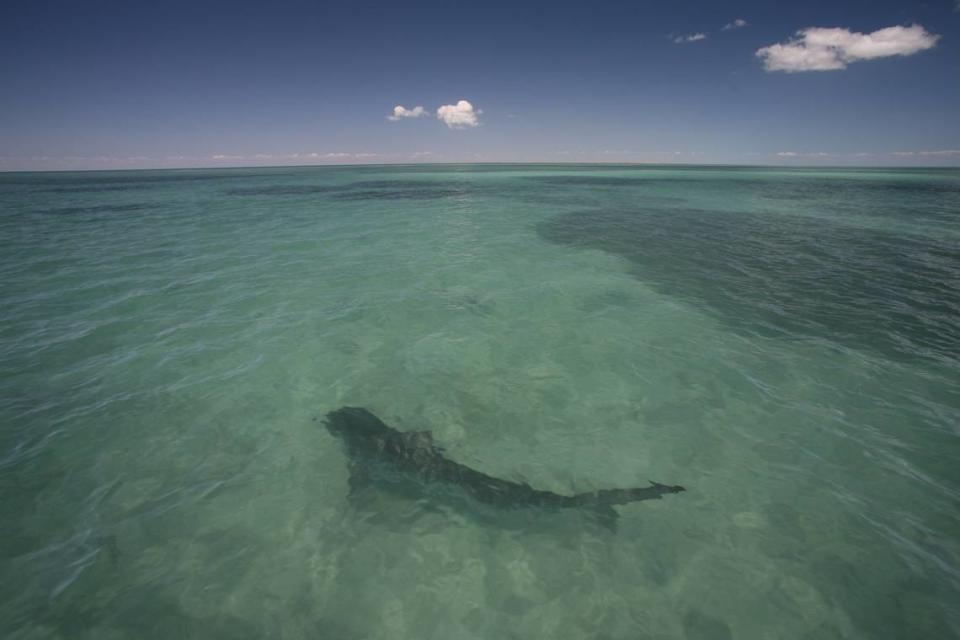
573;481;686;507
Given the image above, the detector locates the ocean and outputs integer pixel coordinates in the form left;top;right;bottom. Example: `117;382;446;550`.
1;164;958;638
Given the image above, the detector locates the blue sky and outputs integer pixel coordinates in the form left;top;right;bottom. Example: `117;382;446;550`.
1;0;959;170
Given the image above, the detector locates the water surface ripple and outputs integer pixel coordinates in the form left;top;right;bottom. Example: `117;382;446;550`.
1;165;959;639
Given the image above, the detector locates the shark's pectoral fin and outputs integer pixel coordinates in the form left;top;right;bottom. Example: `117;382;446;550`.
347;462;374;498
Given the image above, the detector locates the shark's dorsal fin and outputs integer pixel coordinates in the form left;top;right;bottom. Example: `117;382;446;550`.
399;430;441;451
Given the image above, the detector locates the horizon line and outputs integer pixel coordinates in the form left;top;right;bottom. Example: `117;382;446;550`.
3;160;960;175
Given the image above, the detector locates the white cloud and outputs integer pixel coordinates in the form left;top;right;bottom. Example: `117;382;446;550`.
387;105;427;121
890;149;960;157
773;150;960;162
757;24;939;72
776;151;831;157
211;151;382;162
674;33;707;44
722;18;748;31
310;151;382;159
436;100;480;128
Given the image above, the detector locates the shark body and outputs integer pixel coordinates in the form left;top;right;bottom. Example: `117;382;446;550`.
324;407;684;520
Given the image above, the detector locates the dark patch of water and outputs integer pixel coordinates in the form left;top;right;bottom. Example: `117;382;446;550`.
37;203;158;216
331;186;473;201
44;185;157;194
525;173;960;198
14;171;292;193
522;175;665;188
538;205;960;365
224;185;344;196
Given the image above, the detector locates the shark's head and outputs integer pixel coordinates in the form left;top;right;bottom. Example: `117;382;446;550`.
325;406;393;446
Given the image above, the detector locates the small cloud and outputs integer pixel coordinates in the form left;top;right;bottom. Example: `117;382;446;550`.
437;100;480;128
722;18;748;31
674;33;708;44
387;105;427;121
890;149;960;157
317;152;381;159
776;151;832;158
757;24;939;72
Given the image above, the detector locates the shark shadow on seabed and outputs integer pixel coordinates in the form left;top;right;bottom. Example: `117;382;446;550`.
321;407;685;532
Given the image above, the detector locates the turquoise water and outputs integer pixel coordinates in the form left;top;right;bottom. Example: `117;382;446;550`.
1;164;959;639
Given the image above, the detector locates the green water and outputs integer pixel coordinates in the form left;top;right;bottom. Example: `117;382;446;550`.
1;164;958;638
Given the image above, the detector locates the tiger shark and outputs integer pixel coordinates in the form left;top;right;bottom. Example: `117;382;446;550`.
324;407;685;523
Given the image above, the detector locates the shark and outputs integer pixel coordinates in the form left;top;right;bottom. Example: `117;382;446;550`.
324;406;685;524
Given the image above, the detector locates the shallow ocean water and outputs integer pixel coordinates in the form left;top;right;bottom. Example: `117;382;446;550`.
1;164;959;639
